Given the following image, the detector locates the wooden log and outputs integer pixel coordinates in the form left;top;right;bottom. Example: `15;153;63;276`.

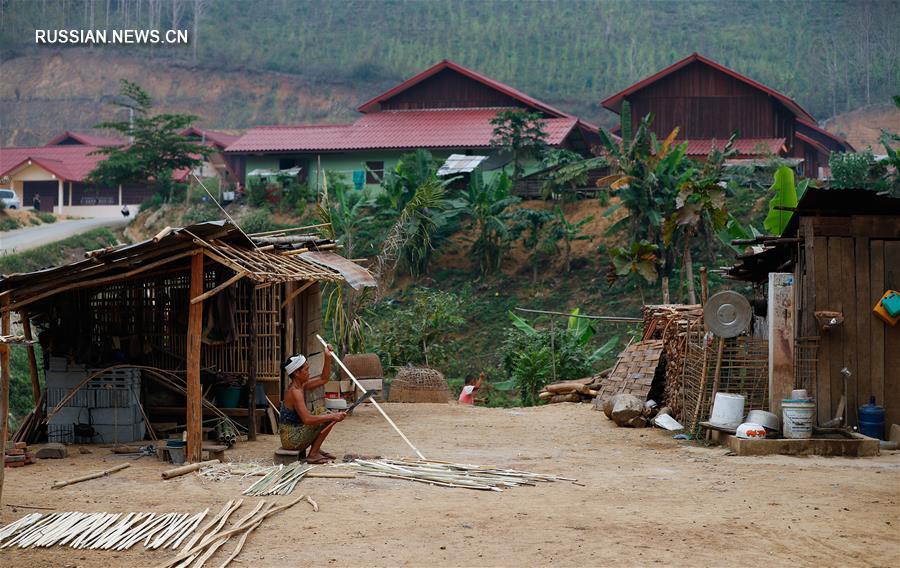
187;252;204;463
190;272;246;305
51;463;130;489
161;459;220;480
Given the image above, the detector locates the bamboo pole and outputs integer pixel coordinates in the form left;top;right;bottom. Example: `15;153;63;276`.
161;459;220;480
0;295;10;519
51;463;130;489
316;334;425;459
248;285;258;442
190;272;245;305
187;252;204;463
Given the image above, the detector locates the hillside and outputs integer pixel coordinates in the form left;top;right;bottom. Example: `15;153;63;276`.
3;0;900;145
0;50;362;146
824;103;900;150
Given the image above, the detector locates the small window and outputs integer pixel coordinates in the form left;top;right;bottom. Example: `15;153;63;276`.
0;190;14;198
365;161;384;185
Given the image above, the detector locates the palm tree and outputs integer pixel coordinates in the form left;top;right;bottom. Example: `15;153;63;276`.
460;171;521;277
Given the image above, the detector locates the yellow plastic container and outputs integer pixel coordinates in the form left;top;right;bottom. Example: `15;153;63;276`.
873;290;899;326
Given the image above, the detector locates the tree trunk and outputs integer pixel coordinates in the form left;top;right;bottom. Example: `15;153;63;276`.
684;239;697;305
661;277;670;304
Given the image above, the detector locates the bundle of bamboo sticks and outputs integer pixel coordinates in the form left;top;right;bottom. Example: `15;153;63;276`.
241;462;313;496
344;458;576;491
0;509;208;551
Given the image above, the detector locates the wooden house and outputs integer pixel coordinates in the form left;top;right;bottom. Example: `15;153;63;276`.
727;187;900;430
224;59;601;194
601;53;854;179
0;221;374;462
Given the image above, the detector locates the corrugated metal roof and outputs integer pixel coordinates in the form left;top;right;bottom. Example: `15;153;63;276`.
226;109;580;153
44;131;126;147
437;154;488;176
0;145;107;182
682;137;786;157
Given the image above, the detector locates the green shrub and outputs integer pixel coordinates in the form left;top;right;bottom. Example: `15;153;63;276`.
34;211;56;224
0;216;20;231
829;150;885;189
181;205;221;225
139;192;166;212
239;208;278;233
0;228;118;274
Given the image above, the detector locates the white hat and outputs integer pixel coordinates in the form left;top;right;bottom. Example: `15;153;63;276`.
284;354;307;375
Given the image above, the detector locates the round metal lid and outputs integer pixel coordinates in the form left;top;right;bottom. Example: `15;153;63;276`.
704;290;752;338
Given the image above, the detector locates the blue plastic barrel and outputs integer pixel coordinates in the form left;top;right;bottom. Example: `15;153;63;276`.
858;395;885;439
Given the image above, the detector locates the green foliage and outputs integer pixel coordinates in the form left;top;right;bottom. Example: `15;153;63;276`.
0;216;20;232
9;342;44;427
829;150;884;190
461;171;520;276
490;109;549;180
88;80;208;202
33;211;56;224
501;310;606;406
182;204;221;225
763;166;802;235
0;228;118;275
239;208;279;234
510;207;557;282
620;100;633;146
549;206;594;273
364;288;466;368
140;192;166;212
609;240;660;285
539;155;608;199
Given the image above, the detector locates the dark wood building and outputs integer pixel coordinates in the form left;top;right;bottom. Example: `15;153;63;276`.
728;188;900;430
601;53;853;178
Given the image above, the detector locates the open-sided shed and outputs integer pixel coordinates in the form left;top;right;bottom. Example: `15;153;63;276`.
0;220;374;462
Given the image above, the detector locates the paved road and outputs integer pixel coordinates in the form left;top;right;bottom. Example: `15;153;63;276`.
0;216;127;254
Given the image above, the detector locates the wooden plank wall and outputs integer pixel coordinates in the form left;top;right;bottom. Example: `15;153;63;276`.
799;216;899;428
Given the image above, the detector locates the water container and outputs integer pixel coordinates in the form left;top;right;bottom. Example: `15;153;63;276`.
858;396;886;439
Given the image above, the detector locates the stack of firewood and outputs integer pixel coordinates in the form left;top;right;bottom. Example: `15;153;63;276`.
641;304;704;421
539;369;611;404
4;441;36;468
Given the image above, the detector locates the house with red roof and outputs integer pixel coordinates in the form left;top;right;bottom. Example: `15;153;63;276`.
600;53;854;179
0;128;239;215
224;59;600;192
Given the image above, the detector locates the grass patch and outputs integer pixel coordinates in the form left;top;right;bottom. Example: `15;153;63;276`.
0;227;118;274
0;216;20;231
33;211;57;224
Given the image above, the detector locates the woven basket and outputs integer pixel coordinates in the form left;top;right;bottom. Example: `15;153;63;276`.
388;366;450;403
339;353;384;380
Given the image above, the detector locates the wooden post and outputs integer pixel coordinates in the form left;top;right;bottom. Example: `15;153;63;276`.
248;285;258;441
0;296;11;516
19;311;40;405
282;282;296;401
186;252;204;463
700;267;709;306
768;272;796;419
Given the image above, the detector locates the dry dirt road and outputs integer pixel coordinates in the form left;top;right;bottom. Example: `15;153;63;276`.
2;402;898;567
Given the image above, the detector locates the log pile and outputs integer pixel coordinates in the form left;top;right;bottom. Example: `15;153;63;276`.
641;304;704;422
539;370;611;404
4;441;35;468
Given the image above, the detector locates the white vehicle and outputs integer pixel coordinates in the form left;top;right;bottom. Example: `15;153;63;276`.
0;189;21;209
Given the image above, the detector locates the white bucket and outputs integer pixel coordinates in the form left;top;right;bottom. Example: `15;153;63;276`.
782;399;816;438
710;393;745;428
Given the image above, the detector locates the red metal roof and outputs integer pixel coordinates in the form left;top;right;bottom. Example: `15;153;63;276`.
0;145;107;181
601;53;815;123
357;59;572;118
226;109;582;153
796;119;855;152
44;131;125;147
682;138;786;157
180;126;242;149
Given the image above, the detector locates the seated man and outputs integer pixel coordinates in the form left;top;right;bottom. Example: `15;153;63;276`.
458;372;484;405
280;346;346;464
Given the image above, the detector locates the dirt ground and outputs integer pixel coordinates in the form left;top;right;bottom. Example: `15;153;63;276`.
2;402;898;567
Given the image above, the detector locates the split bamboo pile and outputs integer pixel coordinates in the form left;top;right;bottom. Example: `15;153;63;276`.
538;370;610;404
0;508;208;551
641;304;704;421
241;462;313;496
344;458;576;491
